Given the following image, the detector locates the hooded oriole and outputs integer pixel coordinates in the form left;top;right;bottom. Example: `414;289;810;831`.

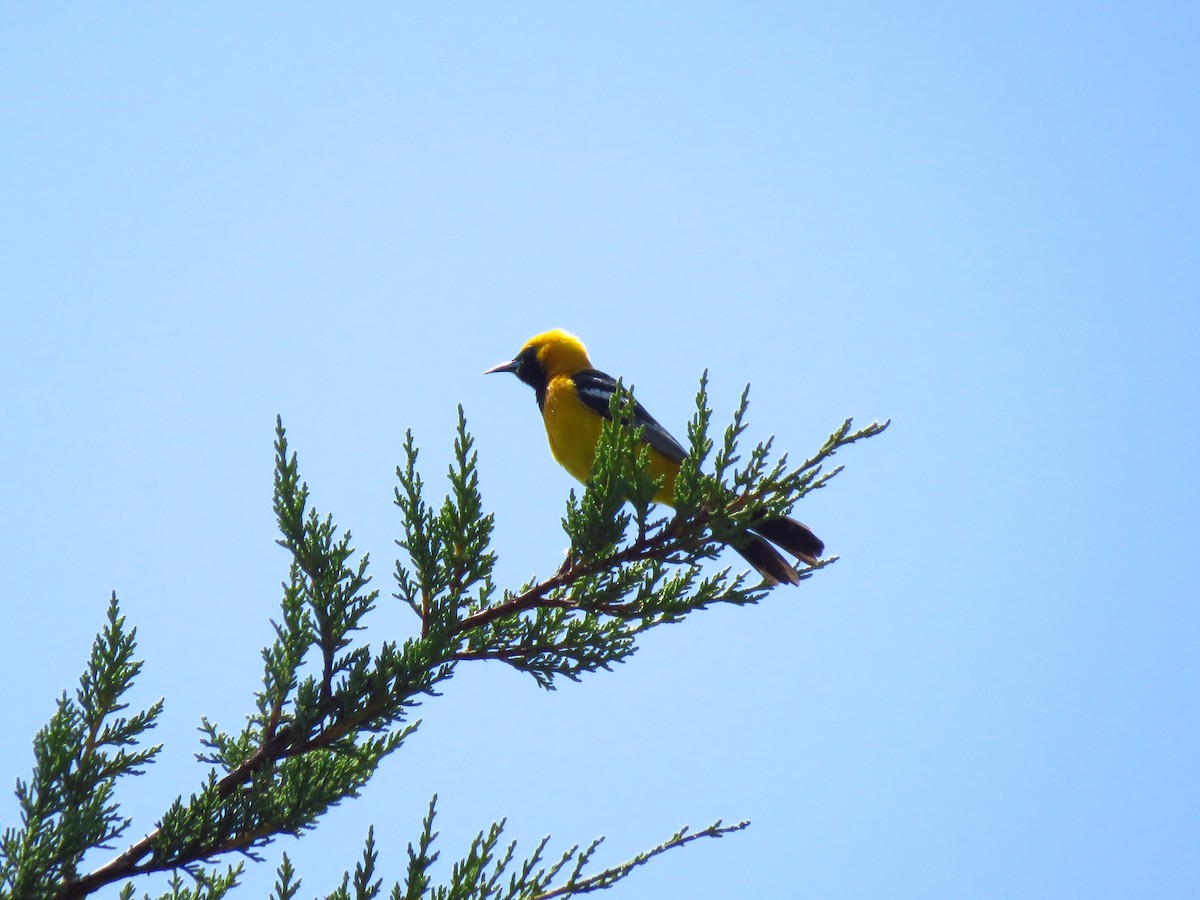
485;329;823;586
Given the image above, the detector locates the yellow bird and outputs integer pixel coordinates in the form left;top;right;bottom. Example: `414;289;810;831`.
486;329;823;585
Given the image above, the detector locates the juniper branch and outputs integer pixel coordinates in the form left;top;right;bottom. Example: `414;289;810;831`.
7;377;886;899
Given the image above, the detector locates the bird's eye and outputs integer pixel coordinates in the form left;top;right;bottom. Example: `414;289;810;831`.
516;347;538;375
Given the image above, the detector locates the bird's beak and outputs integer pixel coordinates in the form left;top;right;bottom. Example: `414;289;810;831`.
484;359;519;375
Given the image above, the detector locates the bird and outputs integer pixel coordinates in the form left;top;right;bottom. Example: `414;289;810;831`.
485;328;824;586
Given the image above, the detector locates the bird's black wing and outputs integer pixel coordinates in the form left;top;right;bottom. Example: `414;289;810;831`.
571;368;688;464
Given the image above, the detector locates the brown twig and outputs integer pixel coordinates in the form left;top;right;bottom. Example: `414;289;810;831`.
57;833;157;900
451;523;685;637
533;819;752;900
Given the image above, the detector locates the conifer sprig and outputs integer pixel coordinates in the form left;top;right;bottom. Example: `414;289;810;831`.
317;797;751;900
0;595;162;899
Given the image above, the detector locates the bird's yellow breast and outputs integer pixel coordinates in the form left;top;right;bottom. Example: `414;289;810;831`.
541;375;679;505
542;375;603;484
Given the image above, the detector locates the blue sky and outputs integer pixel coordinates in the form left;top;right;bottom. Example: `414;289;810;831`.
2;4;1197;897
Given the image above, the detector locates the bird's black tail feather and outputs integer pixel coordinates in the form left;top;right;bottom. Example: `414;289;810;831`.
750;516;824;569
733;516;824;585
733;533;800;586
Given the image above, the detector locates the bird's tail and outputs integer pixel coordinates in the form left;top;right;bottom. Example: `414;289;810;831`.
733;516;825;587
750;516;824;568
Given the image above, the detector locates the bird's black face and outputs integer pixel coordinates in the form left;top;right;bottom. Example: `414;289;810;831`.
512;346;545;389
485;345;548;408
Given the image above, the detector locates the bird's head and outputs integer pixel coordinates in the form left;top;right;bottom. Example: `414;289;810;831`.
485;329;593;391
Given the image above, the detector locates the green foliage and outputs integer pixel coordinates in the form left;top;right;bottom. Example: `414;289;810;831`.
267;855;300;900
394;407;498;635
391;796;747;900
1;380;887;898
327;828;382;900
0;595;162;899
